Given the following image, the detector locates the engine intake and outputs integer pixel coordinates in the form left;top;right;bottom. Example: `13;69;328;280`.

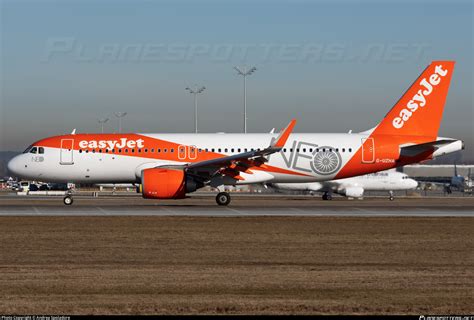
343;186;364;198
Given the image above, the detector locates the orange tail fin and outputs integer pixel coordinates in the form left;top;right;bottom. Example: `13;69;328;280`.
373;61;455;139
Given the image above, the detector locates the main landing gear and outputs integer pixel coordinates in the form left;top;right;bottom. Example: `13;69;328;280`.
322;192;332;201
216;192;231;206
389;191;394;201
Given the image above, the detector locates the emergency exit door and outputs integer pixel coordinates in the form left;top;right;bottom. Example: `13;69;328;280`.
361;138;375;163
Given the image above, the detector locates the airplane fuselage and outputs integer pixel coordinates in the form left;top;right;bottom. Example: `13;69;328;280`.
8;132;459;185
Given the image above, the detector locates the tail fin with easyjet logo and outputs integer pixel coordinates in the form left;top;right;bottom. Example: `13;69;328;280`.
373;61;455;139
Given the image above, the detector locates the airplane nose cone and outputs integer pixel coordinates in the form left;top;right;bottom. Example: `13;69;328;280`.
409;179;418;189
7;157;21;177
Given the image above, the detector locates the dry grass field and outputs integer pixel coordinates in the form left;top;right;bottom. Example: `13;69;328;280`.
0;216;472;314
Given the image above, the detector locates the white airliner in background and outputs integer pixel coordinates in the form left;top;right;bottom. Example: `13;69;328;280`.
270;169;418;200
7;61;463;205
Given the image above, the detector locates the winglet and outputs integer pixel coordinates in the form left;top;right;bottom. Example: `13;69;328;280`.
271;119;296;149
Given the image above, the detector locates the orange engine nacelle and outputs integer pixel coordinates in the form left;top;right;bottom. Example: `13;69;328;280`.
141;168;186;199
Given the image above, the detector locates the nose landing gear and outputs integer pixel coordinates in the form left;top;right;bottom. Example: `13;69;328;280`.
63;195;74;205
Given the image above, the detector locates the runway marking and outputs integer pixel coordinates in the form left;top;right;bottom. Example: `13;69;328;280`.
32;207;41;215
96;207;109;215
225;207;245;215
290;207;318;216
160;206;179;215
352;207;380;214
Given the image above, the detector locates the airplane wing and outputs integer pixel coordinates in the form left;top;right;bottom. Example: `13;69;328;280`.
186;119;296;180
399;139;458;157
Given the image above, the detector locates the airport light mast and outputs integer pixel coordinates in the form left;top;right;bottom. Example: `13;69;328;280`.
234;66;257;133
114;112;127;133
185;85;206;133
97;118;109;133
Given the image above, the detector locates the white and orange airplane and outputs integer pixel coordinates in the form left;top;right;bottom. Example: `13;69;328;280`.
7;61;463;205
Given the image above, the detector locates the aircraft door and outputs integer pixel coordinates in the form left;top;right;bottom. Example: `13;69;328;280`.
60;139;74;165
361;138;375;164
189;146;197;160
178;145;187;160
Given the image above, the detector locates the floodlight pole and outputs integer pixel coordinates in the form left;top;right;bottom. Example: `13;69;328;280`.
114;112;127;133
185;85;206;133
234;66;257;133
98;118;109;133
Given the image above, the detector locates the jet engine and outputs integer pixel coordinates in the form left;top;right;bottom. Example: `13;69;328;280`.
343;186;364;198
141;168;201;199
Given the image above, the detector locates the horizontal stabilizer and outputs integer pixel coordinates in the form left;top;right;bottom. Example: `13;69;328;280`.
400;139;458;157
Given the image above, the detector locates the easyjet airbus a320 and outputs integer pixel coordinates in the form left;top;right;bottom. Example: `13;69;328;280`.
8;61;463;205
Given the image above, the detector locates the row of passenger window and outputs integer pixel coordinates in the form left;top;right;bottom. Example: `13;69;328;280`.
78;147;353;154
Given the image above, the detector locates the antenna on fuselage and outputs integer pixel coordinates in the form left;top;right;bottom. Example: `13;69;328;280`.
71;129;76;135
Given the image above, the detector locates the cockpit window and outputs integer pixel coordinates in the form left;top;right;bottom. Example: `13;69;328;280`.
30;147;38;154
23;145;33;153
38;147;45;154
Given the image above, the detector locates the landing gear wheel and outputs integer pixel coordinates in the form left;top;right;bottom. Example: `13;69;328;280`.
389;191;394;201
389;196;394;201
216;192;231;206
63;196;73;205
322;193;332;201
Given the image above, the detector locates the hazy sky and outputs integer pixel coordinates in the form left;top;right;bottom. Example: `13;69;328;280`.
1;0;473;159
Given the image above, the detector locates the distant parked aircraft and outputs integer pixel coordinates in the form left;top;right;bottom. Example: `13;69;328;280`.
445;163;473;193
270;170;417;200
